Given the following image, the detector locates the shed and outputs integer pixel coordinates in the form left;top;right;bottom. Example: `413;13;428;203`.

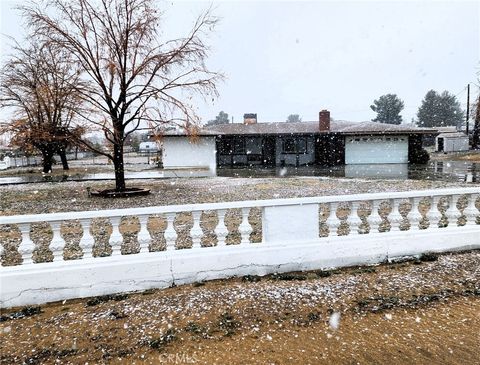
435;133;469;153
138;141;159;153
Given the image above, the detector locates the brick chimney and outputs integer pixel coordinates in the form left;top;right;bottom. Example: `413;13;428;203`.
244;113;257;125
319;110;330;131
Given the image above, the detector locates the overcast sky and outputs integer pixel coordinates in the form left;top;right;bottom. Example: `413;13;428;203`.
1;0;479;124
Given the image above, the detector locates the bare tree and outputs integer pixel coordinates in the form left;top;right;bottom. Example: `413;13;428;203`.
23;0;222;192
0;41;86;173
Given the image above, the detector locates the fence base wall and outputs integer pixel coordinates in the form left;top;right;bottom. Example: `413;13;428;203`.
1;226;478;308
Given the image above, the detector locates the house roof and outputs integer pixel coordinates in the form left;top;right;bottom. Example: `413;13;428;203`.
163;120;436;137
437;132;468;138
164;120;438;136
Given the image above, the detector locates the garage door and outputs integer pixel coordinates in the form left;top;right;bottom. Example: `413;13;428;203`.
345;135;408;164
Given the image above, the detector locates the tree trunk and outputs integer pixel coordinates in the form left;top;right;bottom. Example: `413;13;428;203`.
113;142;126;191
40;147;55;173
58;148;69;170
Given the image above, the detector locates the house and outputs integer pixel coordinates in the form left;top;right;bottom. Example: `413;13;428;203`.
161;110;434;171
435;132;469;153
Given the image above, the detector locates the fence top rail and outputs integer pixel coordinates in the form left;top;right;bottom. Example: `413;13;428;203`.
1;187;478;225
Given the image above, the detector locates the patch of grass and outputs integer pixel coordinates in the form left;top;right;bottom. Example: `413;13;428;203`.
315;270;332;278
148;328;177;351
351;267;376;274
141;289;156;295
306;311;321;322
271;273;307;281
185;321;204;334
218;312;240;337
85;294;129;307
419;252;439;262
356;296;401;312
0;306;42;322
242;275;261;282
109;309;128;319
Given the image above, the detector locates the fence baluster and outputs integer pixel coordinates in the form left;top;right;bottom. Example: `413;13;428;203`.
325;202;340;236
18;223;35;265
50;221;65;262
215;209;229;246
426;196;443;229
464;193;479;225
348;202;362;235
79;218;94;259
239;208;253;244
367;200;382;233
446;194;461;227
389;199;403;231
137;215;151;253
408;197;423;230
190;211;203;249
109;217;123;256
164;213;177;250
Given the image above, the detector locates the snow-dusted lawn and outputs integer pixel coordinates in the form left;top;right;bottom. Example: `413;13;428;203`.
1;176;476;215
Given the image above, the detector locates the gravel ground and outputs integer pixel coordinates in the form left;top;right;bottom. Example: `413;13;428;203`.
0;250;479;364
1;176;477;215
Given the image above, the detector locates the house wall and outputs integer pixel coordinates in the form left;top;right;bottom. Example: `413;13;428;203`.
163;136;216;171
345;135;408;164
139;142;159;151
316;135;345;166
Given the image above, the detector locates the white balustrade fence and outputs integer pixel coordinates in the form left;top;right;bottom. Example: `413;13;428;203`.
1;187;479;308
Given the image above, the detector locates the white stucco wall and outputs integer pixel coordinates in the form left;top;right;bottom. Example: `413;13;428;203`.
345;135;408;164
0;156;11;170
163;136;216;170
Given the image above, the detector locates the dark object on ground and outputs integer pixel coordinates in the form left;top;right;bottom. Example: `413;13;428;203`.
90;187;150;198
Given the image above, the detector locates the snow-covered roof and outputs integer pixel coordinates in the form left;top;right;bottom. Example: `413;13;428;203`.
164;120;436;137
437;132;468;139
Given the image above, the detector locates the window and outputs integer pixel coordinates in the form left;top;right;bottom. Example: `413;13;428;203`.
297;138;307;153
283;137;307;153
218;138;233;154
283;138;296;153
233;137;245;154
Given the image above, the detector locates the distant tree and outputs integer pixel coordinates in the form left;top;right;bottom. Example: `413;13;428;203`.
473;94;480;149
370;94;404;124
0;40;86;173
286;114;302;123
417;90;464;128
124;132;141;151
206;111;229;126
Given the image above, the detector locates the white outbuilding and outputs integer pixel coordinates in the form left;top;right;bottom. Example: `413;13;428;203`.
435;132;469;153
138;141;159;153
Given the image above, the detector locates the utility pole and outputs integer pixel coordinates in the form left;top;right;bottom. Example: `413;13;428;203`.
466;84;470;135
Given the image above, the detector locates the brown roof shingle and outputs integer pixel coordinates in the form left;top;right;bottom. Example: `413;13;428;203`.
164;120;436;136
